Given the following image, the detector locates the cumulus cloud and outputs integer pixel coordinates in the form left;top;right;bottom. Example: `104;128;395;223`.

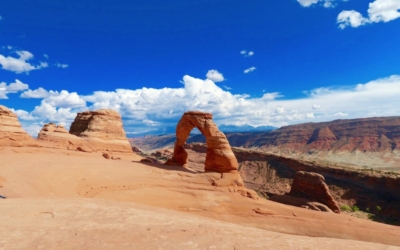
0;50;49;74
0;79;29;99
244;67;256;74
21;87;50;98
8;74;400;136
206;69;225;82
338;0;400;28
21;88;86;108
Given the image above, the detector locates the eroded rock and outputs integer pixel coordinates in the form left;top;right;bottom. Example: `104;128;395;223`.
69;109;133;153
290;171;340;213
0;105;37;147
166;111;257;199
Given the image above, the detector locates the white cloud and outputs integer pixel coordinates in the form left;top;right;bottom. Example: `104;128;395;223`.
56;63;68;68
206;69;225;82
43;90;86;108
0;16;2;20
21;88;86;108
244;67;256;74
43;54;49;59
312;104;321;109
8;74;400;136
337;10;370;28
0;50;49;73
240;50;254;57
0;79;29;99
334;112;348;116
223;85;232;90
297;0;319;7
297;0;337;8
21;87;50;98
338;0;400;28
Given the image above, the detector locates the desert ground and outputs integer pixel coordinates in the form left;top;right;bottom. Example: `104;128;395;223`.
1;146;400;249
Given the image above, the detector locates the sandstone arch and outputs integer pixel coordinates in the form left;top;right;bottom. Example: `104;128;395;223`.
166;111;258;199
166;111;238;173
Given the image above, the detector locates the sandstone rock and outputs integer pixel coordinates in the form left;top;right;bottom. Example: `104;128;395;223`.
102;153;111;159
69;109;133;153
0;105;37;147
141;157;158;163
166;111;238;172
37;123;85;150
166;111;257;199
270;195;333;213
132;145;143;154
152;149;173;158
77;146;92;153
290;171;340;213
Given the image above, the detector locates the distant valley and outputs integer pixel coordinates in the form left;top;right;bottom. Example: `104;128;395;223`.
129;116;400;171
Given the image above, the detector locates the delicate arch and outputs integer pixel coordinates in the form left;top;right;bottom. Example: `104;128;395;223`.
166;111;238;173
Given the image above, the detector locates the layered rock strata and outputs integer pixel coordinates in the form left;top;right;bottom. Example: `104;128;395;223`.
69;109;133;153
0;105;37;147
37;123;85;150
166;111;257;199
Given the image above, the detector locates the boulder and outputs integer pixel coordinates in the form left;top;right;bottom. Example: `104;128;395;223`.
0;105;37;147
290;171;340;213
132;145;143;154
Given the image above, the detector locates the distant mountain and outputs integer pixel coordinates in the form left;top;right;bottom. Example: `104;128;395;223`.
219;116;400;153
218;124;277;132
128;126;177;138
129;117;400;154
128;124;277;137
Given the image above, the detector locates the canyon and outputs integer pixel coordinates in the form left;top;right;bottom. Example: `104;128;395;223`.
1;106;400;249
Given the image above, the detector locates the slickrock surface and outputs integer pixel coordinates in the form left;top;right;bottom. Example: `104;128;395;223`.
166;111;257;199
1;198;397;250
289;171;340;213
0;147;400;248
69;109;133;153
0;105;37;147
37;122;86;150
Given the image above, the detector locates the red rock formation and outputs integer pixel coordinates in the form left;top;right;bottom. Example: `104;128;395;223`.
166;111;257;199
0;105;37;147
36;110;133;154
185;116;400;153
69;109;133;153
37;123;85;150
289;171;340;213
167;111;238;172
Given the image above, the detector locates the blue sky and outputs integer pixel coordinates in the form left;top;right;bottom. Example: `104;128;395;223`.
1;0;400;135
